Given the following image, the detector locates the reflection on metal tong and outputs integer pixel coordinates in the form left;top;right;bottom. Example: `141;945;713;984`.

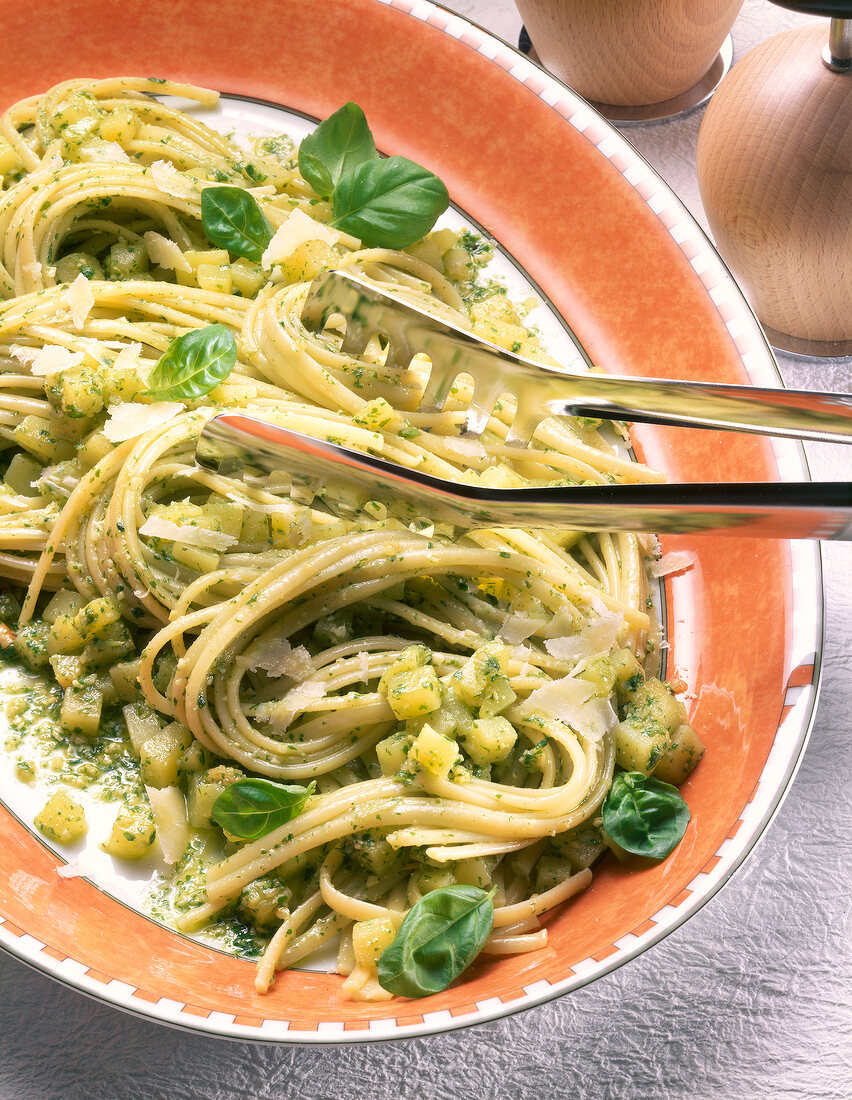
195;271;852;541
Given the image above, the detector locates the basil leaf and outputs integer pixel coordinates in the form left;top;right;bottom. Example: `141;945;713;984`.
331;156;449;249
146;324;237;401
602;771;690;859
200;185;273;262
298;101;378;199
211;778;316;841
377;884;494;998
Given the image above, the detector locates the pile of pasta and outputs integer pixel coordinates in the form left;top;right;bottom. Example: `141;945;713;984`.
0;78;700;1000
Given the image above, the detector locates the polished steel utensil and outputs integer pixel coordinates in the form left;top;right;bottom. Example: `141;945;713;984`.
196;414;852;540
299;270;852;445
195;270;852;541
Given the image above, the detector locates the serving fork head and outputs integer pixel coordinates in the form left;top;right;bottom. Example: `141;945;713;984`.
300;268;592;445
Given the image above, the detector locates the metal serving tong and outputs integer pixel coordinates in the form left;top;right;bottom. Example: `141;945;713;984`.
195;270;852;541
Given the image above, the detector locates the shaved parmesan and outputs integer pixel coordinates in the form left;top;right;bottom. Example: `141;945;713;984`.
498;613;548;645
150;159;196;200
545;610;623;661
260;680;327;729
248;636;315;680
522;676;617;742
261;208;340;266
67;273;95;329
139;515;237;550
359;650;370;684
143;230;192;274
23;261;44;282
103;401;183;443
13;344;85;376
112;341;146;373
650;551;696;578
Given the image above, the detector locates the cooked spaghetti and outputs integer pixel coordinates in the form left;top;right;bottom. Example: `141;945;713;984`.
0;78;702;1000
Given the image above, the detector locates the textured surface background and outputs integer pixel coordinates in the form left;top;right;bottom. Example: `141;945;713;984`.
2;2;850;1097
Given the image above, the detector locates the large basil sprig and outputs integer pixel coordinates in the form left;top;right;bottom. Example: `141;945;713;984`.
331;156;449;249
298;102;449;249
377;884;495;998
146;323;237;401
602;771;690;859
298;101;377;198
211;778;316;841
201;185;274;262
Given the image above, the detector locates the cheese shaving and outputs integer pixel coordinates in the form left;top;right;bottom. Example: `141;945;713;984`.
12;344;85;376
248;636;315;680
522;675;617;742
498;613;548;644
650;551;697;578
150;159;196;200
143;230;192;274
545;610;623;661
67;273;95;328
261;208;340;266
103;401;184;442
139;515;237;550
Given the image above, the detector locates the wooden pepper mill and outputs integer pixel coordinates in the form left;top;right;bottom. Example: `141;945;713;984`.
697;1;852;356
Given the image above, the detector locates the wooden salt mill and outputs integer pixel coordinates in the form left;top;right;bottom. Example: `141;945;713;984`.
697;1;852;356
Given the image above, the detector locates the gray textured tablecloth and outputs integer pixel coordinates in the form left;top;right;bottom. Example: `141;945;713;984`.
2;3;850;1097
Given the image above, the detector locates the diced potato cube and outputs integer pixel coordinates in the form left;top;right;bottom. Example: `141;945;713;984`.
349;833;401;876
377;644;431;695
110;659;141;701
385;665;442;720
183;248;230;270
462;716;516;766
123;703;163;756
230;258;265;297
75;595;121;640
171;543;220;573
4;453;43;496
375;732;411;777
552;822;605;872
186;765;243;828
652;723;706;786
352;397;406;433
99;106;139;143
81;621;135;671
196;262;233;294
13;621;51;670
60;681;103;736
13;415;75;463
104;239;149;281
100;805;156;860
49;652;84;688
427;693;474;740
140;722;192;788
533;855;575;894
352;917;398;969
611;648;643;689
454;856;495;889
614;715;669;775
407;724;458;780
56;367;105;418
415;866;456;894
204;496;244;538
239;509;271;545
47;613;87;655
34;790;88;845
238;877;292;929
76;430;115;468
579;655;617;699
43;589;86;623
275;239;336;284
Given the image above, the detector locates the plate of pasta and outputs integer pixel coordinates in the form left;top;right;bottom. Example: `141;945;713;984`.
0;0;821;1041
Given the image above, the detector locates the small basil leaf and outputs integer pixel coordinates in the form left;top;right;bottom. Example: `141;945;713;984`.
331;156;449;249
200;184;273;262
377;884;494;998
298;101;378;199
602;771;690;859
146;323;237;401
211;778;316;841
